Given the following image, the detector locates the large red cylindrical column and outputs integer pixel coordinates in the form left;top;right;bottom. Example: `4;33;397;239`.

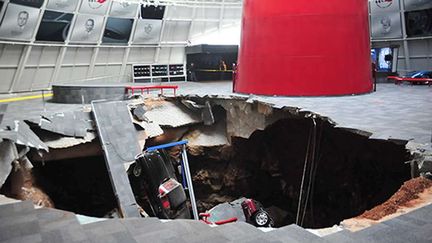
235;0;373;96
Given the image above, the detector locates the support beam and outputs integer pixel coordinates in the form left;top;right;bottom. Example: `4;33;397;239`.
87;47;100;78
49;47;67;88
30;46;46;91
121;47;131;81
400;1;411;71
9;45;32;93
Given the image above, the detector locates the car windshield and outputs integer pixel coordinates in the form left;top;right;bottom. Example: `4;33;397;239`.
404;71;420;77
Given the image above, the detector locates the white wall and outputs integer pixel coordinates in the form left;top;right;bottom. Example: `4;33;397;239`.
0;0;242;93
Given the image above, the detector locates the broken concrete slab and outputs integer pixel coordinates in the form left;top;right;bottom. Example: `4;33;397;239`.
42;132;96;149
181;99;204;111
146;127;189;147
132;105;147;121
29;140;102;162
202;101;215;125
339;128;373;138
0;104;7;127
220;100;292;140
1;121;48;152
129;103;164;142
419;155;432;178
144;99;202;128
0;140;18;187
183;120;228;147
91;100;141;218
38;110;93;138
132;118;164;139
180;99;215;125
0;130;18;142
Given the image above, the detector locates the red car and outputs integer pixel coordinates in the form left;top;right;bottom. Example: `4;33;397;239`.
200;198;273;227
388;71;432;85
241;199;273;227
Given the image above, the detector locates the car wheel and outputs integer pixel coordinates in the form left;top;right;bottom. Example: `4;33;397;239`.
252;210;271;227
133;163;142;177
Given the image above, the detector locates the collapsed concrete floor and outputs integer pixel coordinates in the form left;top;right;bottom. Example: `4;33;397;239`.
0;95;431;230
188;118;411;228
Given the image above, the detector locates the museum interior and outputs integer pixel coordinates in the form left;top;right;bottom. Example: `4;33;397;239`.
0;0;431;242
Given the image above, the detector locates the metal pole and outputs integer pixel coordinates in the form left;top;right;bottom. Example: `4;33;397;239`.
181;144;199;220
399;0;411;72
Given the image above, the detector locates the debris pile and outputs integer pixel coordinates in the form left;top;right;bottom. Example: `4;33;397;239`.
358;176;432;221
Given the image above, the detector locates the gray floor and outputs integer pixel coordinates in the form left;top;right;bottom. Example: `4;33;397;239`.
1;81;431;149
176;81;432;147
1;197;432;243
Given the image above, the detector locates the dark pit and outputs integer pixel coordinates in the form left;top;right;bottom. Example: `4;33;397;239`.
189;117;411;228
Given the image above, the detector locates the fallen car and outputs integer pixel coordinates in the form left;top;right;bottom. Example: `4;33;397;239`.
201;198;274;227
128;149;191;219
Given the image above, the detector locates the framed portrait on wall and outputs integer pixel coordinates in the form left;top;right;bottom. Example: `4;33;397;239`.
69;14;104;43
132;19;162;44
0;3;41;41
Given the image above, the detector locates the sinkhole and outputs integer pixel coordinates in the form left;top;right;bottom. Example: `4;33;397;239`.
0;97;413;229
188;117;411;228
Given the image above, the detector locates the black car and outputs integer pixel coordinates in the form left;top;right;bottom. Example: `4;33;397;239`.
128;149;190;219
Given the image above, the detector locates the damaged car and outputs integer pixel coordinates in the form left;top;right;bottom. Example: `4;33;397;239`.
128;149;191;219
200;198;274;227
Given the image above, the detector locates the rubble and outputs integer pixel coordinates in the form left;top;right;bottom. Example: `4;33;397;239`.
183;120;229;148
38;110;93;138
218;99;292;140
358;177;432;221
419;157;432;179
29;140;102;162
1;120;48;151
144;99;202;128
38;130;97;149
132;117;164;139
0;141;18;187
132;104;148;121
405;143;432;179
0;104;7;127
1;154;54;208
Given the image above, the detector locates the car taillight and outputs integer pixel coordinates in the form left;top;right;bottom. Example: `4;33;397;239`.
241;199;257;217
161;195;171;210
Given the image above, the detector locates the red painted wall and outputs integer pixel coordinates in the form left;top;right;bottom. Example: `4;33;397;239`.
234;0;373;96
